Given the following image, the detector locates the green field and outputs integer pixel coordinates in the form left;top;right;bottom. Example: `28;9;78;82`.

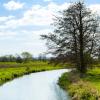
0;61;64;85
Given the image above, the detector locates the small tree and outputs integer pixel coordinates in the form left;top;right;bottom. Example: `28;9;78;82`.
21;52;33;63
16;56;23;63
41;1;100;74
0;55;16;62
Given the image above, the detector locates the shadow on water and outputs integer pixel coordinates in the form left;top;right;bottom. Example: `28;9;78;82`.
54;83;70;100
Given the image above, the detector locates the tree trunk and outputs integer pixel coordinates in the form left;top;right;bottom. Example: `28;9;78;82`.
79;8;86;74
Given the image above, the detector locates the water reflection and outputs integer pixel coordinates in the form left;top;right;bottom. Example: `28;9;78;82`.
0;69;70;100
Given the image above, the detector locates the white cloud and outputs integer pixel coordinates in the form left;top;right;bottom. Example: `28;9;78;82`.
89;4;100;15
4;2;70;28
0;31;16;36
0;16;14;22
21;2;70;26
32;29;52;36
3;0;25;10
44;0;52;2
4;2;100;29
0;3;100;33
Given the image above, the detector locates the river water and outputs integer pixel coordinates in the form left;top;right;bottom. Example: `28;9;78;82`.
0;69;70;100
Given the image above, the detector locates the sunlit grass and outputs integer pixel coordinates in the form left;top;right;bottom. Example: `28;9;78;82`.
0;61;64;85
58;64;100;100
83;67;100;91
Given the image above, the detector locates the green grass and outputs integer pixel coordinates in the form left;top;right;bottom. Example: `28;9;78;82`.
58;65;100;100
0;61;52;68
83;67;100;91
0;61;64;85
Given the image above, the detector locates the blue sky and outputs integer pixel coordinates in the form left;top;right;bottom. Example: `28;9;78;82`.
0;0;100;56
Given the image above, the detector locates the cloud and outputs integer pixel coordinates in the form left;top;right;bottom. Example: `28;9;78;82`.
0;16;14;22
21;2;70;26
0;31;17;37
89;4;100;15
44;0;52;2
3;0;25;10
3;2;70;28
1;2;100;33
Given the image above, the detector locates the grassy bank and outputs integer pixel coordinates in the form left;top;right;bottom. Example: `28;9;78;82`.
58;67;100;100
0;61;64;86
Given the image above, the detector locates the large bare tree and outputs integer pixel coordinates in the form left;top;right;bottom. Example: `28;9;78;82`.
41;2;100;74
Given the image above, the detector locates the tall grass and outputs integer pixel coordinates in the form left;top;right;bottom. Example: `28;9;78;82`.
58;66;100;100
0;61;63;85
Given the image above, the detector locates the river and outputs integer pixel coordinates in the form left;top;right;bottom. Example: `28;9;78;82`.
0;69;70;100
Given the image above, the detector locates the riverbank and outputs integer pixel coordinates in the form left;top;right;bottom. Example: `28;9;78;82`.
58;65;100;100
0;61;64;86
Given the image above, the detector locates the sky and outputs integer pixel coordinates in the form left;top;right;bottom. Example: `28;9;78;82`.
0;0;100;56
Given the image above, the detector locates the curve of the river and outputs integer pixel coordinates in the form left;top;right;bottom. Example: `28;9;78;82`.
0;69;70;100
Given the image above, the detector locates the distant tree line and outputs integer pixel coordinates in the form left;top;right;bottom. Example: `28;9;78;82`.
0;52;48;63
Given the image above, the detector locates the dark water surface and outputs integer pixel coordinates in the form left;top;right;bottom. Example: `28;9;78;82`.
0;69;70;100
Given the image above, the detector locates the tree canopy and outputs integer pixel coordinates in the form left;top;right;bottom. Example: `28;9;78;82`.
21;52;33;62
41;1;100;74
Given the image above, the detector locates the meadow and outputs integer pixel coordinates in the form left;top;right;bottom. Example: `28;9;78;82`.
0;61;64;85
